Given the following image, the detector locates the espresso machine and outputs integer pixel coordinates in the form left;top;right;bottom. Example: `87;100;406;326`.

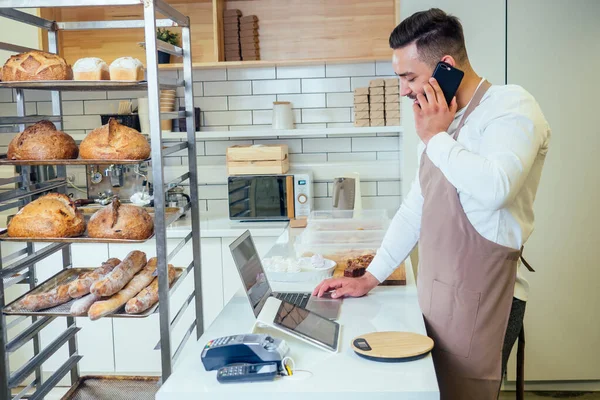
86;161;153;205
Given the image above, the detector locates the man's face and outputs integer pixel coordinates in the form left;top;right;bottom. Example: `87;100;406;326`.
392;43;435;106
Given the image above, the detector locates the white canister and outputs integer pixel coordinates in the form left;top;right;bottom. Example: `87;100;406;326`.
272;101;294;130
137;97;150;134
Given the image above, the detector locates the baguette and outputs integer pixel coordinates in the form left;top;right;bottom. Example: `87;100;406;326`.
88;257;158;320
21;283;71;311
90;251;147;297
125;264;177;314
70;293;100;316
68;258;121;298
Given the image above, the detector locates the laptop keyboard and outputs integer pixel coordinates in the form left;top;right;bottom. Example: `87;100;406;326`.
274;292;310;309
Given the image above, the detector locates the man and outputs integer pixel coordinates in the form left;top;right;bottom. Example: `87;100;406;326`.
313;8;550;400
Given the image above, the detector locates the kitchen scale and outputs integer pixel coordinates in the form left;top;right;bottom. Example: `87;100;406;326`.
352;332;434;362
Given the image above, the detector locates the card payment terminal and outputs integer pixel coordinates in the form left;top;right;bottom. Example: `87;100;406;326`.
201;334;289;371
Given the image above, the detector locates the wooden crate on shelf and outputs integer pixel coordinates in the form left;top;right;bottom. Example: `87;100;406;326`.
226;144;289;175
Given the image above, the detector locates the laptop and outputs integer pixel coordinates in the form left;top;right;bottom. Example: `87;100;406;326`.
229;230;342;320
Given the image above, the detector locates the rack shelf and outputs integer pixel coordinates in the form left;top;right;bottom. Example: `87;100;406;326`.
0;80;180;92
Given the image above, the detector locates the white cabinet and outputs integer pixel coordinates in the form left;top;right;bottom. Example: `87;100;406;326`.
506;0;600;381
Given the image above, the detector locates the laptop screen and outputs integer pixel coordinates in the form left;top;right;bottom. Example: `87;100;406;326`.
229;231;272;316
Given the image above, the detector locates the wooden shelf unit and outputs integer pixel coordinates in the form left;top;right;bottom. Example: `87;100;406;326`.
40;0;398;67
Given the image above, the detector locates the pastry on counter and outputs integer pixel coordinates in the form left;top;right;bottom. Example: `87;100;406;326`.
7;193;86;238
343;254;375;278
87;198;154;240
79;118;150;160
88;257;157;320
125;263;177;314
109;57;144;81
7;120;79;160
73;57;110;80
90;250;147;297
1;50;73;81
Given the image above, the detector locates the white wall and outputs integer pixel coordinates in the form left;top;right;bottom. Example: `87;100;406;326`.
0;8;40;64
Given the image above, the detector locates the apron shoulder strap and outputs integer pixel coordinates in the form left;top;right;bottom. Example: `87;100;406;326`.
519;246;536;272
452;79;492;140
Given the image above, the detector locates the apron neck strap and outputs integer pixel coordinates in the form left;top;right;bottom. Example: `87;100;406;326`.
452;79;492;140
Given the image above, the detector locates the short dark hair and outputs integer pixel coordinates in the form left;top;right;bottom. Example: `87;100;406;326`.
389;8;468;67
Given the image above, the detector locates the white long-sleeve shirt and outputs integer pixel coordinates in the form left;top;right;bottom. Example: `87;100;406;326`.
367;81;551;301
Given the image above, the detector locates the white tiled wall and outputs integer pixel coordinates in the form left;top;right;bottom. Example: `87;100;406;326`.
0;61;403;216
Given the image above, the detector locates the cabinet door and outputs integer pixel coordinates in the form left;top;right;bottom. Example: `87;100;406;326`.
221;236;277;306
506;0;600;381
112;238;222;373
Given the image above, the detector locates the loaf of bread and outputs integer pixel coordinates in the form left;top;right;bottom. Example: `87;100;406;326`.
88;257;158;320
70;292;100;316
73;57;110;80
7;193;86;238
20;282;72;311
2;51;73;81
7;120;79;160
68;258;121;298
125;263;177;314
109;57;144;81
90;250;147;297
79;118;150;160
87;198;153;240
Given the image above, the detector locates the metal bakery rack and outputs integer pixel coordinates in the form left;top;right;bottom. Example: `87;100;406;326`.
0;1;203;399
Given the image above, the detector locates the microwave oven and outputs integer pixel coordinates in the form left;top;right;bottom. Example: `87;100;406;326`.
227;172;312;221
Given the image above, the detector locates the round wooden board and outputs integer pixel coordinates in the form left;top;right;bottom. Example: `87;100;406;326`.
352;331;434;362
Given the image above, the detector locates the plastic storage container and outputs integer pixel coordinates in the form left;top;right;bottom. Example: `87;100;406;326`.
301;228;387;245
294;233;380;259
307;209;390;231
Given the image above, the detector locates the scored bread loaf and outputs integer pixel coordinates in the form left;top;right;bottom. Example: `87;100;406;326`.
87;198;154;240
109;57;144;81
79;118;150;160
90;250;147;297
7;120;79;160
73;57;110;80
68;258;121;298
125;264;177;314
88;257;158;320
1;51;73;81
20;282;72;311
7;193;86;238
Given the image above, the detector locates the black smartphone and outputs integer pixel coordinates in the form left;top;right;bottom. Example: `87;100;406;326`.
431;61;464;105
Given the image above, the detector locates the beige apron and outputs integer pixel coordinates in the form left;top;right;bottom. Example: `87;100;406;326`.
418;81;522;399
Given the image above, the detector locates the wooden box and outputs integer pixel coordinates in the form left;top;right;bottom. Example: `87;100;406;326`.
369;78;385;87
370;110;384;119
369;87;384;96
370;119;385;127
370;102;384;112
370;94;384;104
354;87;369;96
227;158;289;175
354;119;370;127
227;144;289;175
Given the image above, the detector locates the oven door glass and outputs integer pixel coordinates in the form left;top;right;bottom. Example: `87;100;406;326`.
228;176;289;220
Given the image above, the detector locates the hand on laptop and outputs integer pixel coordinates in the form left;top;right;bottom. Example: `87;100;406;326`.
313;272;380;299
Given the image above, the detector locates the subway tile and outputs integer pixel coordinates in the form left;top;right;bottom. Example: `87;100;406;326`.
0;102;36;116
192;68;227;82
350;76;382;90
37;101;83;116
197;155;226;165
205;140;253;156
63;115;102;130
227;67;275;80
377;151;400;160
362;196;402;217
294;123;327;130
361;182;378;196
302;108;351;123
289;153;327;163
252;79;300;95
82;100;123;115
163;157;183;166
276;94;325;109
198;184;228;200
276;65;325;79
194;96;228;111
303;138;351;153
204;81;252;96
313;182;328;198
326;93;353;108
326;122;356;128
0;89;13;102
62;91;107;101
192;82;203;96
327;152;377;162
198;126;229;132
207;199;229;214
378;181;401;196
198;200;208;212
159;70;179;81
352;137;399;152
228;95;276;110
233;125;271;131
107;90;148;100
253;109;301;125
301;78;350;93
203;110;252;126
19;90;51;102
314;197;333;211
325;63;376;77
253;138;302;154
376;61;396;76
196;141;206;156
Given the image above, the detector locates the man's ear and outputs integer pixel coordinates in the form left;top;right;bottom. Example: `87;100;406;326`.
440;55;457;67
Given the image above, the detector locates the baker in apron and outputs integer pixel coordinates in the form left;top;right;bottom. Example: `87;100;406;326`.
314;8;550;400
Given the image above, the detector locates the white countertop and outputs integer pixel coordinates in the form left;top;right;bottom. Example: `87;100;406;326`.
156;250;440;400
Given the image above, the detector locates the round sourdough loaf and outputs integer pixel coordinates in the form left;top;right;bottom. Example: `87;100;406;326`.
88;198;154;240
2;51;73;81
7;193;86;238
8;120;79;160
79;118;150;160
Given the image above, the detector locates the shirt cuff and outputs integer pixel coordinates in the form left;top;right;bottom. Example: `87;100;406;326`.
366;256;392;283
425;131;455;168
